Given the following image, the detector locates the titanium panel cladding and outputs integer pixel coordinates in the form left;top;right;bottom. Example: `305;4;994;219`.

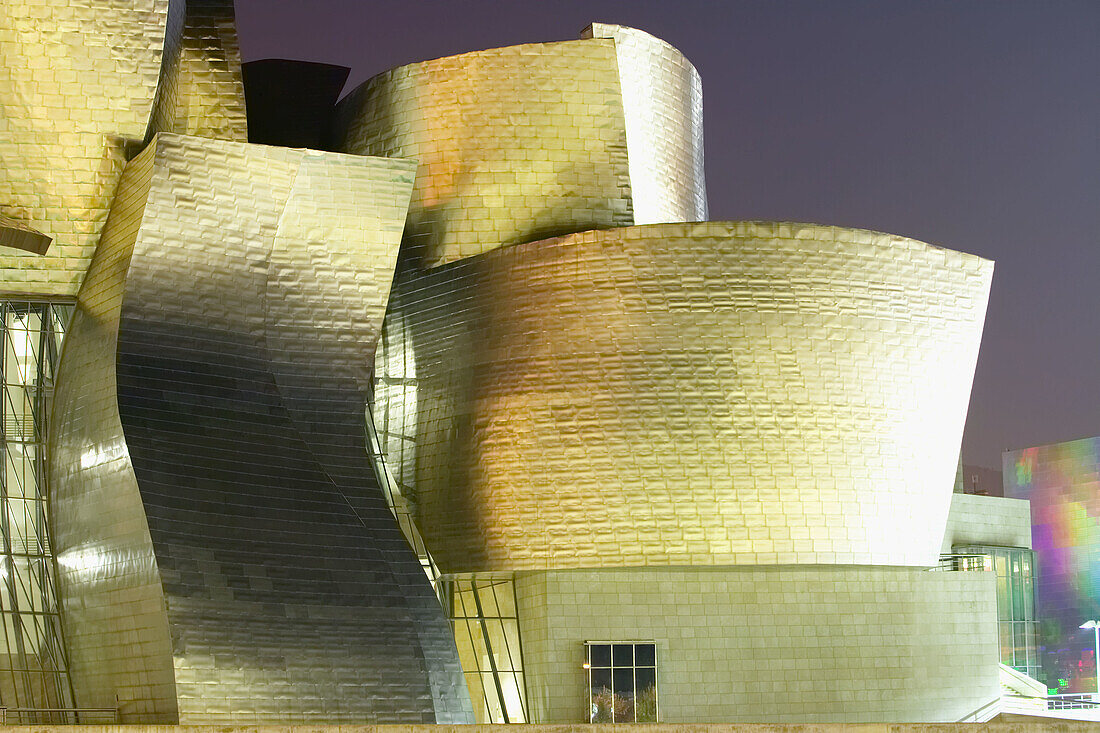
0;0;169;295
50;133;472;723
334;38;635;267
146;0;249;141
375;222;993;572
584;23;707;224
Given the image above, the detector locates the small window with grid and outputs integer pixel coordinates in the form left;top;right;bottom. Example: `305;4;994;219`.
584;641;657;722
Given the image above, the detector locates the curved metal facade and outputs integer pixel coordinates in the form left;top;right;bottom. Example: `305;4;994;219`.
49;133;473;723
146;0;248;142
0;0;169;295
374;222;993;573
333;28;709;268
584;23;707;224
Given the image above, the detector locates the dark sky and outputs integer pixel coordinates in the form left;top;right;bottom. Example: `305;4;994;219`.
234;0;1099;470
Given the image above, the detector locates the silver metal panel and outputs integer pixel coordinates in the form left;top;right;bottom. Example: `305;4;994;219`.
584;23;708;223
48;141;178;723
374;222;993;573
51;132;473;723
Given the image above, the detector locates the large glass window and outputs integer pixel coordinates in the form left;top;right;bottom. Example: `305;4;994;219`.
0;301;74;720
585;641;657;723
444;577;528;723
955;544;1039;680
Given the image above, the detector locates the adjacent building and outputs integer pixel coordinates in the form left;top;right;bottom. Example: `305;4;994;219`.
1005;436;1100;694
1;0;1004;725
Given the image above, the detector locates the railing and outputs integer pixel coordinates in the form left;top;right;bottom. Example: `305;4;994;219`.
0;707;117;724
929;553;990;571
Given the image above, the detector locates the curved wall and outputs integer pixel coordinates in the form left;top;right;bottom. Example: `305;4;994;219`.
50;133;473;723
334;38;633;268
146;0;248;142
334;25;708;269
584;23;707;224
374;222;993;572
0;0;169;294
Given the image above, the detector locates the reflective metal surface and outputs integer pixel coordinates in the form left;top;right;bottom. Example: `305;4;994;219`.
583;23;707;224
50;133;472;723
0;0;169;296
334;26;710;269
48;141;174;722
375;222;993;572
333;38;636;268
0;218;51;256
146;0;248;141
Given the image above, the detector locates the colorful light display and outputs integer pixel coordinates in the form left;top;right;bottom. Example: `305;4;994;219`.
1004;436;1100;692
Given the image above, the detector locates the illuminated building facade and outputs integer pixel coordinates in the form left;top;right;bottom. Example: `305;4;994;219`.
1;0;1002;725
1005;437;1100;694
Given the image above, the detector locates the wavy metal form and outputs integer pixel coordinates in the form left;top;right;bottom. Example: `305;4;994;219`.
374;222;993;573
334;25;708;269
49;133;473;723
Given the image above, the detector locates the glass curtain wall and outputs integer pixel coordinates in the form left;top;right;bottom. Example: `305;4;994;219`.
0;301;74;720
442;577;527;723
955;544;1039;680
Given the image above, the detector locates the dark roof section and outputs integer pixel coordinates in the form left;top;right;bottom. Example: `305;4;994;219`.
243;59;350;149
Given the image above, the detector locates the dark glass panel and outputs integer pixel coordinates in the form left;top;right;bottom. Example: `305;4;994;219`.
613;667;634;696
612;643;633;666
635;643;656;666
590;667;611;694
590;667;613;724
589;643;611;667
635;667;657;722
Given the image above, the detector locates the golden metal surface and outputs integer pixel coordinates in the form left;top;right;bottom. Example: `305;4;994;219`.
334;39;635;268
50;133;472;723
0;214;51;254
374;222;993;573
146;0;248;141
335;26;710;269
583;23;707;224
47;140;175;722
0;0;169;296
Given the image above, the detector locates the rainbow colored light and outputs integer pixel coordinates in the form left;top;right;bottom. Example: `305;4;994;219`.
1004;436;1100;692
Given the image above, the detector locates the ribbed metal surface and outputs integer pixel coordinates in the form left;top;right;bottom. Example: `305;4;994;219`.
50;133;473;723
374;222;993;572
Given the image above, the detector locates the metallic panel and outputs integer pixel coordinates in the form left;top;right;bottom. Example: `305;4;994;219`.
0;0;169;296
333;39;635;268
1004;436;1100;694
374;222;993;572
50;132;473;723
146;0;248;141
0;217;50;256
584;23;708;223
48;140;176;722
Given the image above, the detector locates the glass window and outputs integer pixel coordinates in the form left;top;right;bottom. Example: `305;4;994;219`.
586;641;657;723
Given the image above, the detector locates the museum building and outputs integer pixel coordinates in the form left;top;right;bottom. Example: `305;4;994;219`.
0;0;1027;724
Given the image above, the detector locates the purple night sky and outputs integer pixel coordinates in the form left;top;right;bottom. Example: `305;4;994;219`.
234;0;1099;470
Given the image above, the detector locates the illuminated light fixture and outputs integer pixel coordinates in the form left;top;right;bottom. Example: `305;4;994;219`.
1080;620;1100;696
